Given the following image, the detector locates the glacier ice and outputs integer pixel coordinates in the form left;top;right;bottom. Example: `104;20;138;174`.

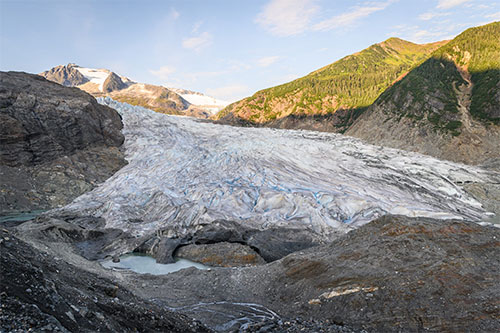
54;98;497;238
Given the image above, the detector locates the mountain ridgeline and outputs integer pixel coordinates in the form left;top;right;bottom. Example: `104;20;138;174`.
217;22;500;165
40;64;228;118
216;37;447;132
346;21;500;164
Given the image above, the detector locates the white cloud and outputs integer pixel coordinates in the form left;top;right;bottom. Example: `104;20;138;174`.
485;11;500;20
409;29;451;43
255;0;319;36
436;0;471;9
281;73;300;82
170;8;180;20
312;0;396;31
206;84;250;102
182;32;213;52
418;11;450;20
257;56;281;67
192;21;203;33
150;66;176;80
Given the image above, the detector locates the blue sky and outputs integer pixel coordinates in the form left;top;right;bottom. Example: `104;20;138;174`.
1;0;498;102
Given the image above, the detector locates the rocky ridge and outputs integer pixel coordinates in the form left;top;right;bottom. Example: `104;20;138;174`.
0;71;127;214
40;64;226;118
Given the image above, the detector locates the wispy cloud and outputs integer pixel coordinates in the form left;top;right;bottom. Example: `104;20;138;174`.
170;8;180;20
255;0;319;36
281;73;300;82
390;23;456;43
206;84;250;102
192;21;204;33
182;31;213;52
409;29;450;42
313;0;396;31
436;0;471;9
418;11;450;20
257;56;281;67
485;11;500;20
149;66;176;80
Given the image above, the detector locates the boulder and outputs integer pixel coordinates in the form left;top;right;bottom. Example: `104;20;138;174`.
176;242;266;267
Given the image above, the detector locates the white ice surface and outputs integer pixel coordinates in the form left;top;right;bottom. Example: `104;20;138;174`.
75;67;110;91
57;98;497;238
180;93;228;108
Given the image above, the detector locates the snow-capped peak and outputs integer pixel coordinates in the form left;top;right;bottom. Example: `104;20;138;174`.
73;66;133;92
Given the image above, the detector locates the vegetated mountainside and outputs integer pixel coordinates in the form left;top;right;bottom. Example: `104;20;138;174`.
0;71;127;214
216;38;446;132
40;64;226;118
347;21;500;165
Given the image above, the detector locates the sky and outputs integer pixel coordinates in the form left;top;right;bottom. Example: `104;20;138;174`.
1;0;498;102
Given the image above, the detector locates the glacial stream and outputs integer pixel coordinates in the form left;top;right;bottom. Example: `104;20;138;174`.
53;98;497;239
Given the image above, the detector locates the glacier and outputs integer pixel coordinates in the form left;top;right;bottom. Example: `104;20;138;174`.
54;98;497;239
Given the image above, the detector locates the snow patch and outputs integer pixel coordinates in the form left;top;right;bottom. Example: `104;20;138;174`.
75;67;110;91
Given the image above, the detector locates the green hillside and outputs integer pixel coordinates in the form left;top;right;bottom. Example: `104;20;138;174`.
217;37;446;130
346;22;500;165
376;21;500;135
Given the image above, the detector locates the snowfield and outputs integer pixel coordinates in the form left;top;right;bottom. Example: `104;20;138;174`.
74;67;110;91
57;98;497;238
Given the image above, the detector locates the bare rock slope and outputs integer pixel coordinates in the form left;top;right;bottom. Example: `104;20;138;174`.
0;228;210;332
0;71;127;214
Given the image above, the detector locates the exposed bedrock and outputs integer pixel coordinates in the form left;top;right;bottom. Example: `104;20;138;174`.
175;242;266;267
143;219;323;265
0;72;127;214
121;215;500;332
0;229;211;332
9;215;500;332
16;216;323;267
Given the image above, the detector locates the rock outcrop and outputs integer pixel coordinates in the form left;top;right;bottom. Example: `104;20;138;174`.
39;63;89;87
175;242;266;267
102;72;127;93
117;215;500;332
0;229;210;332
0;71;127;214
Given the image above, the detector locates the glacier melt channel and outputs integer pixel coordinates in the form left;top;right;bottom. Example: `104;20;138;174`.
54;98;495;238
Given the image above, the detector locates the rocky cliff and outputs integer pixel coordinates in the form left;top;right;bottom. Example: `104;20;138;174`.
346;22;500;165
39;63;89;87
0;71;127;214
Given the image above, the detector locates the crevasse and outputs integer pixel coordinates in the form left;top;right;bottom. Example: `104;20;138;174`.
57;97;494;238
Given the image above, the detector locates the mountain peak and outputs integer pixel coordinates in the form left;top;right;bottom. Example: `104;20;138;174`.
217;34;446;129
40;64;228;118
